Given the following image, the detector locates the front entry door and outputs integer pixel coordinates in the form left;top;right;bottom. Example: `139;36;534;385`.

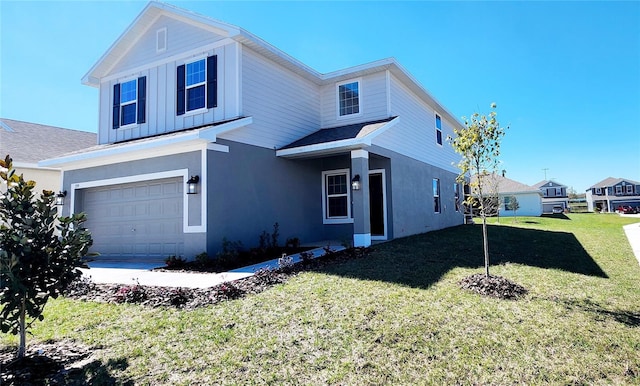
369;171;386;239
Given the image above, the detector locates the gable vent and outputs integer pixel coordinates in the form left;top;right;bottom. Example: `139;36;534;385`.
157;27;167;53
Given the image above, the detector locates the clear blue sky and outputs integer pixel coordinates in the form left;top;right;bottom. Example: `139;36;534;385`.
1;1;639;192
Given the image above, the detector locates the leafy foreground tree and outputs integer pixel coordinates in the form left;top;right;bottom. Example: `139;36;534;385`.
507;195;520;223
449;103;508;277
0;155;93;358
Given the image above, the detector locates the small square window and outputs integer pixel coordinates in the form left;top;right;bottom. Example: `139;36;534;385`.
338;81;360;116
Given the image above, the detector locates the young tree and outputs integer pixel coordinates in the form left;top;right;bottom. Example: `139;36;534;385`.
0;155;93;358
507;195;520;222
449;103;508;277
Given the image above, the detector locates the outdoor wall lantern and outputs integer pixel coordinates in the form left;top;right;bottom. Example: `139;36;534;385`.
351;174;361;191
55;191;67;206
186;175;200;195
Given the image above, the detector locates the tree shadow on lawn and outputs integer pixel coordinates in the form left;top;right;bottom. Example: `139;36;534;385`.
317;224;607;290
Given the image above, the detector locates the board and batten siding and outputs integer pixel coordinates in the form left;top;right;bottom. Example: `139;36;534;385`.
219;46;320;149
319;71;389;129
374;74;460;174
98;41;240;145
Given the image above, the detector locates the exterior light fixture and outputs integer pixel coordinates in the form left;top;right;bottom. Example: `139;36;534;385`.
186;175;200;194
351;174;361;191
55;191;67;206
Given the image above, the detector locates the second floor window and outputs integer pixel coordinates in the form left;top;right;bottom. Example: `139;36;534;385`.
616;186;623;194
338;81;360;117
626;185;634;194
435;114;443;145
176;55;217;116
112;76;146;129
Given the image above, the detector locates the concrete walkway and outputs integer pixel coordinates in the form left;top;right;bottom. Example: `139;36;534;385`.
623;220;640;267
81;245;344;289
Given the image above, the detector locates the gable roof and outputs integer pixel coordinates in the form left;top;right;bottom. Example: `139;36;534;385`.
588;177;640;190
0;118;96;166
532;179;568;189
276;117;399;158
470;173;540;195
82;1;462;131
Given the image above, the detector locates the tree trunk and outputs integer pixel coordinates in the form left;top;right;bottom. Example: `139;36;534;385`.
18;297;26;358
482;216;490;277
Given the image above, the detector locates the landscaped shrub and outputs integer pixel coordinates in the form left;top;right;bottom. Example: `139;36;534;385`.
213;282;243;301
165;255;186;268
168;288;189;307
299;250;314;265
113;282;147;304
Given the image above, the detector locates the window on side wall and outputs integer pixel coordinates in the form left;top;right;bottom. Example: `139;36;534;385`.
433;178;441;213
176;56;217;116
435;113;443;145
454;183;460;212
337;80;360;117
504;196;512;211
322;170;351;223
112;77;146;129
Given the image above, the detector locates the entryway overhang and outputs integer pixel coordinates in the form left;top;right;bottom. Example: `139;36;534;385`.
276;116;399;159
39;117;253;170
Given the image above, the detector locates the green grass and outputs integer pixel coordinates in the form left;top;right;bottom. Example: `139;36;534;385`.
3;213;640;384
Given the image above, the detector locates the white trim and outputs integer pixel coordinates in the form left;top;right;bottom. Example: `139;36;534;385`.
321;168;353;225
353;233;372;247
70;168;205;234
351;149;369;159
369;169;388;241
336;78;362;120
385;70;391;117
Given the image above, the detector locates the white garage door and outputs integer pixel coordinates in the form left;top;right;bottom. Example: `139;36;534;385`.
81;177;184;263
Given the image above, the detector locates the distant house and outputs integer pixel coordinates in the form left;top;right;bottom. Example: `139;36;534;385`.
532;180;569;213
40;2;466;264
471;173;543;217
0;118;96;193
586;177;640;212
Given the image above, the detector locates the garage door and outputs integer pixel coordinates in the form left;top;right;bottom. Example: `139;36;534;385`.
81;177;184;263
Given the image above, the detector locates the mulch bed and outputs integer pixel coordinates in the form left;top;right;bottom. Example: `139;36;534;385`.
459;273;528;299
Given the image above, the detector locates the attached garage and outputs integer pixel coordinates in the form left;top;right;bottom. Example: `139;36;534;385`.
80;177;184;263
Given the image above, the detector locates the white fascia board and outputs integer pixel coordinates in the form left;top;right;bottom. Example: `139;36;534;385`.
358;116;400;140
276;137;369;159
40;117;252;170
13;162;59;171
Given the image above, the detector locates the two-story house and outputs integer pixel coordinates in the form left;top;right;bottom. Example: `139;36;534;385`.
586;177;640;212
41;2;465;263
532;180;569;213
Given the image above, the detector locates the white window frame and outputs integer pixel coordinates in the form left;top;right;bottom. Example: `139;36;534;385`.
616;185;623;195
435;113;443;146
626;185;634;194
185;57;207;114
433;178;441;214
119;78;137;128
454;182;460;212
322;169;353;224
336;79;362;119
596;187;602;195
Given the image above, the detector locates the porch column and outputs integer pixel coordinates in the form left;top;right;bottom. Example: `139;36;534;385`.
351;149;371;247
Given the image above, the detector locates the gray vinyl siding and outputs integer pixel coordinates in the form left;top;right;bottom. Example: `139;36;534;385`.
109;15;226;75
98;41;240;145
374;74;460;175
223;46;320;149
320;71;389;128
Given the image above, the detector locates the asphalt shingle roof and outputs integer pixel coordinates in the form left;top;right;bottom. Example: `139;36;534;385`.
280;117;397;150
588;177;640;189
470;173;539;194
0;118;96;164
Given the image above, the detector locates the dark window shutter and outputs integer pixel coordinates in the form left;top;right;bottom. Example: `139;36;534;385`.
137;76;146;124
207;55;217;109
112;83;120;129
176;64;186;116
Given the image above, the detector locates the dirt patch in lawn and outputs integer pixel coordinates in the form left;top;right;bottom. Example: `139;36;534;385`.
459;273;528;300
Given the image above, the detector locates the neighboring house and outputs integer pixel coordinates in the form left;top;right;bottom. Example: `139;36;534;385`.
470;173;543;217
41;2;465;263
0;118;96;193
586;177;640;212
532;180;569;213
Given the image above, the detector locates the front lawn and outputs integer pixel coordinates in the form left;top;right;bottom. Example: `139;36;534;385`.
2;213;639;384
